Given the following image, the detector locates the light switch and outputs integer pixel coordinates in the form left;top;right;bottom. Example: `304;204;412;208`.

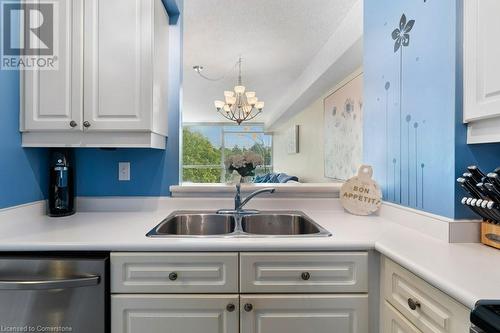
119;162;130;181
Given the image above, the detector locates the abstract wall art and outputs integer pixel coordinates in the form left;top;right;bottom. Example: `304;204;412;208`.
324;74;363;180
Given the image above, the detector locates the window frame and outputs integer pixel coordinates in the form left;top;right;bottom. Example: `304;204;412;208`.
181;122;273;183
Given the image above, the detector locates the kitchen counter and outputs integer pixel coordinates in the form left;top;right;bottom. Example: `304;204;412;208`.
0;197;499;309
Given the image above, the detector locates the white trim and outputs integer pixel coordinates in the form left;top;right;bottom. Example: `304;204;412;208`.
170;183;342;198
467;116;500;144
22;131;166;149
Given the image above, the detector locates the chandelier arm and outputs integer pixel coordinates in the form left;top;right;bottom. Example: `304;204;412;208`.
228;102;238;120
244;110;262;121
217;109;234;122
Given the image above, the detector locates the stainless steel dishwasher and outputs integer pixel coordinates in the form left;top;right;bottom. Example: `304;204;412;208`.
0;255;108;333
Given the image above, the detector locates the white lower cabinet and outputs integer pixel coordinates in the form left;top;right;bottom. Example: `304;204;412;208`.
380;257;470;333
110;252;370;333
382;300;422;333
240;294;369;333
111;294;239;333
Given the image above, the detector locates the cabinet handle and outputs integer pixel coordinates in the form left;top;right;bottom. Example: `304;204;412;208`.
226;304;235;312
244;303;253;312
83;121;91;128
301;272;311;281
168;272;178;281
407;298;421;310
69;121;77;128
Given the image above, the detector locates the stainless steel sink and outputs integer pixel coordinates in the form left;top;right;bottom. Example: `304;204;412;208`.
146;212;236;237
146;211;331;238
241;212;331;237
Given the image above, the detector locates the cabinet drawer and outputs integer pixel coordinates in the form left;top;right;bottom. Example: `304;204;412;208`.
382;300;423;333
382;257;470;333
240;252;368;293
111;252;238;293
240;294;369;333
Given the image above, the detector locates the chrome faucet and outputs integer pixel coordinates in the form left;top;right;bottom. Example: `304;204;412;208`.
218;183;275;215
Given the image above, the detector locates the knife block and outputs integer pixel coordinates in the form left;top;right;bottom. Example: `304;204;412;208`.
481;222;500;250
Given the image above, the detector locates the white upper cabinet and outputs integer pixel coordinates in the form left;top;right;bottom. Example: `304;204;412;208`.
21;0;83;132
464;0;500;144
21;0;170;149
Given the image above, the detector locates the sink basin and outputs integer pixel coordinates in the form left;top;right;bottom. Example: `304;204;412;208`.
146;211;331;238
241;212;331;237
147;212;236;237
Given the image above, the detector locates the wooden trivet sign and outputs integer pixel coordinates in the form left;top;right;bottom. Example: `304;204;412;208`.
340;165;382;216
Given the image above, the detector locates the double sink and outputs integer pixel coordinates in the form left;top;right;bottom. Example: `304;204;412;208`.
146;211;332;238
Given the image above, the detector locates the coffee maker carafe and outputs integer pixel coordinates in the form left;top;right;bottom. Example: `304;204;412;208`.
48;150;75;217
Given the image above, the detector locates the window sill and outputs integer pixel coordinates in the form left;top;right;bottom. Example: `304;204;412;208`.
169;182;343;198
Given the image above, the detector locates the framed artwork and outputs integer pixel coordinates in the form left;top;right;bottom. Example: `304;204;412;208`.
324;74;363;180
286;125;299;154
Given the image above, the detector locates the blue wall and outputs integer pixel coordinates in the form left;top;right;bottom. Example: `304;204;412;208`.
364;0;500;219
0;69;48;209
75;4;182;197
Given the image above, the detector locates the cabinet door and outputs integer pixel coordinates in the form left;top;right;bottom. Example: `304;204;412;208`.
382;301;423;333
240;295;369;333
84;0;155;131
464;0;500;122
112;295;239;333
22;0;83;131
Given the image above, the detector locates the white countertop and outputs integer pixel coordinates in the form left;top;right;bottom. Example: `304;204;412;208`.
0;197;499;309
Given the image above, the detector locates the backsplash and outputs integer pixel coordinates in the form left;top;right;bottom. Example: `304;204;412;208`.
0;69;48;209
363;0;500;219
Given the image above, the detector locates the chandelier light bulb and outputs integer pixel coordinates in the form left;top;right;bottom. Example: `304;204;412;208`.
245;91;256;98
247;97;258;105
224;91;235;97
234;85;246;94
225;96;236;105
214;100;225;109
255;101;265;110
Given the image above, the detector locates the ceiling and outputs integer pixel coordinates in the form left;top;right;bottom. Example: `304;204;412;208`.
182;0;359;124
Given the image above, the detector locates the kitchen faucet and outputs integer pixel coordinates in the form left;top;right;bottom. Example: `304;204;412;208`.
217;183;275;215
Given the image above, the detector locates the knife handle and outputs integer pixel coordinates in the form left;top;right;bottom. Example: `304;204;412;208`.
468;165;487;184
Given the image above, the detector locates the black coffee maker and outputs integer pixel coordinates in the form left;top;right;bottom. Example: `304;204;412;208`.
48;149;75;217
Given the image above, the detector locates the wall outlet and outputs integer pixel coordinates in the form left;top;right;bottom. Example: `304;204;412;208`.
118;162;131;181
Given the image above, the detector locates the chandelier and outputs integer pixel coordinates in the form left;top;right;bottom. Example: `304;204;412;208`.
214;57;265;125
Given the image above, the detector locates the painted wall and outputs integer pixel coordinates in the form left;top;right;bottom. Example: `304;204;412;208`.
273;70;362;183
273;97;329;183
0;69;48;209
364;0;500;219
75;5;183;197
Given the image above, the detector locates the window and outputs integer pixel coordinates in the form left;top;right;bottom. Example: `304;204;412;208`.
182;124;272;183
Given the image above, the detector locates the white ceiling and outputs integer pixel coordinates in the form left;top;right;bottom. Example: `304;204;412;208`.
182;0;359;124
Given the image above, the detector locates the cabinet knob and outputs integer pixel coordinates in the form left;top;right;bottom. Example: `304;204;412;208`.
83;121;91;128
69;121;77;128
244;303;253;312
168;272;178;281
301;272;311;281
226;304;235;312
407;298;421;310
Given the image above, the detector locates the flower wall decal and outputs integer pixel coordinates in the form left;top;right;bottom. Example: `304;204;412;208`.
392;14;415;53
390;13;415;205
